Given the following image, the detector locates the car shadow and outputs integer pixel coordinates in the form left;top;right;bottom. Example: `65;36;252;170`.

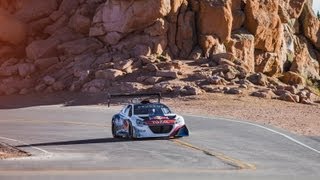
15;137;170;148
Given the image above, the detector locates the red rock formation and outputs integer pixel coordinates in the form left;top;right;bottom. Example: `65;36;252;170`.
0;0;319;104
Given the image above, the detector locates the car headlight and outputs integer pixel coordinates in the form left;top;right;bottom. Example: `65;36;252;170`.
175;116;184;124
136;119;144;127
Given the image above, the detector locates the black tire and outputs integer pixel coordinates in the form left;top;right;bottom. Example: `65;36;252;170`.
112;122;120;138
126;122;134;140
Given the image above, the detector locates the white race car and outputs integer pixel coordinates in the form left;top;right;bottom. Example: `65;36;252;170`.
109;93;189;139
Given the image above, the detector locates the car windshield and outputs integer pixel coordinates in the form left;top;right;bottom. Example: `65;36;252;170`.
133;104;172;116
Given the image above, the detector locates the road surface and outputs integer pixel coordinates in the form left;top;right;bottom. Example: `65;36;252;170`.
0;105;319;180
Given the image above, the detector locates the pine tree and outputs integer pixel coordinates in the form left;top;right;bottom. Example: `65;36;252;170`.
317;11;320;20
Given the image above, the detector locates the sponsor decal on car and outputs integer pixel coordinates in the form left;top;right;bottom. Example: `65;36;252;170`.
145;116;175;125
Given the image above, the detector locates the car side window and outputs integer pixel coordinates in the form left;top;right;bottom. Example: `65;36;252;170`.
124;105;132;117
121;105;128;114
128;106;133;117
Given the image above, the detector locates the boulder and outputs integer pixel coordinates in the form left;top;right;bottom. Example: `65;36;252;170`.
200;35;226;58
251;90;275;99
255;51;282;76
152;80;186;93
34;57;60;70
201;85;224;93
91;0;171;35
227;31;255;72
279;71;306;85
58;0;80;15
156;70;178;78
144;18;169;37
181;85;202;95
245;0;283;52
95;69;123;80
43;75;55;85
166;0;185;57
103;32;124;45
1;77;35;91
14;0;58;22
35;83;47;92
0;10;27;45
212;64;240;79
166;0;197;58
176;9;196;58
17;63;36;77
224;87;243;95
290;37;320;80
118;82;146;93
0;85;18;95
68;13;91;34
26;28;83;60
19;88;31;95
196;0;233;42
28;17;53;36
207;75;226;85
301;2;320;50
278;0;306;23
82;79;106;93
247;73;269;86
26;38;60;60
109;33;166;57
44;15;69;35
279;92;300;103
57;38;103;56
284;85;299;95
0;65;18;77
52;81;65;91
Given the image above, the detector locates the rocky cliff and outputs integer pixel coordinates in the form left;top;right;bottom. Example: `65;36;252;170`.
0;0;319;104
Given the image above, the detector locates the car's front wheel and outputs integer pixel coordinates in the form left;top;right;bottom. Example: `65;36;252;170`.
126;122;134;139
112;122;120;138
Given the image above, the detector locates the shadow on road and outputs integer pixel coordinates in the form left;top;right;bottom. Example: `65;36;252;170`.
15;137;169;148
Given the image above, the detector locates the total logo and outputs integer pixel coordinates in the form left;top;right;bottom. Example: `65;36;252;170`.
152;116;168;120
148;119;175;125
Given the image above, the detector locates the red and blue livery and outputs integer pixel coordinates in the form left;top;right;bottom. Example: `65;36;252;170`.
109;93;189;139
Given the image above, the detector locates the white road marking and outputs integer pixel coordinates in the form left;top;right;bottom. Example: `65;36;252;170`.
185;114;320;154
0;136;50;154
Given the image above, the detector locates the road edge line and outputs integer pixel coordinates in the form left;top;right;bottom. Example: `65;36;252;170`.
0;136;50;155
185;114;320;154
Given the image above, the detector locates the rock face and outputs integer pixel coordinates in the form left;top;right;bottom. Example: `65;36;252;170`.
92;0;171;34
0;9;27;45
0;0;319;104
245;0;283;53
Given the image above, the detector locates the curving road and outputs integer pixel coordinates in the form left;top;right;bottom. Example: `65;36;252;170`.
0;105;319;180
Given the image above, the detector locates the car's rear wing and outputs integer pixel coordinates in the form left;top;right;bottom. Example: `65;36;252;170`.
107;93;162;107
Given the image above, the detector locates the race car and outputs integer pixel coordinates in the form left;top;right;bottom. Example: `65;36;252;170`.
109;93;189;139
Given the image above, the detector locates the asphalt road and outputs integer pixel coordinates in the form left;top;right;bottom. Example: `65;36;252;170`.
0;105;319;180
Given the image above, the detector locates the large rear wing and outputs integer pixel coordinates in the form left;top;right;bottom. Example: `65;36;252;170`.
107;93;162;107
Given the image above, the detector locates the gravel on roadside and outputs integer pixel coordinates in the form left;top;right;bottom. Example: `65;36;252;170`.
0;143;29;159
